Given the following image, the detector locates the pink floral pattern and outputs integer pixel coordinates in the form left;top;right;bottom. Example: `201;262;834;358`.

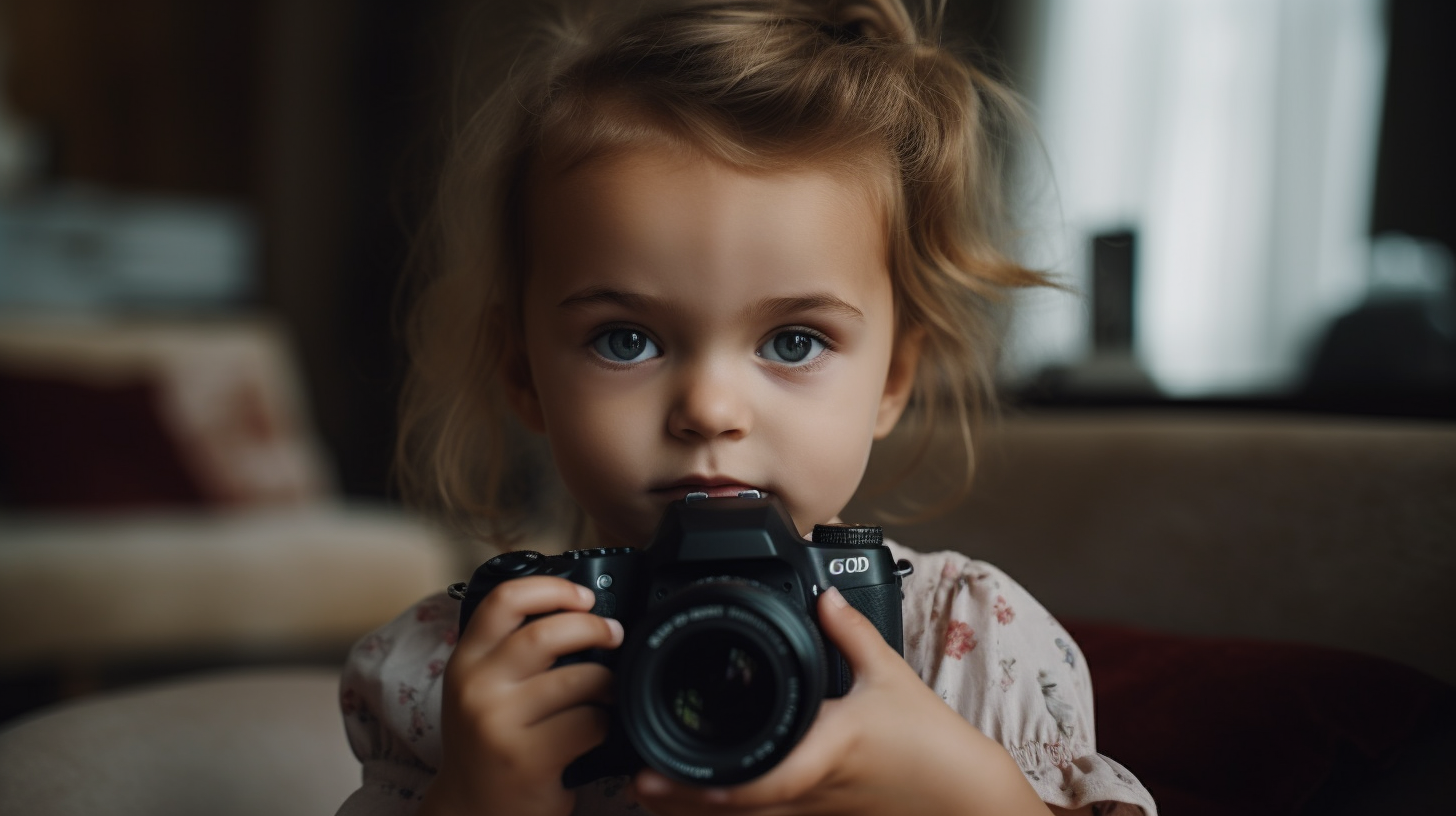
994;595;1015;625
944;619;978;659
407;706;432;742
398;683;419;706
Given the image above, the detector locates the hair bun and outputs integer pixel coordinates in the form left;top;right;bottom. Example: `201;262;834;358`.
825;0;916;44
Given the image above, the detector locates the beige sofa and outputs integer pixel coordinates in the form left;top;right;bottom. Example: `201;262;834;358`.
0;410;1451;814
0;316;456;701
846;410;1456;686
0;668;355;816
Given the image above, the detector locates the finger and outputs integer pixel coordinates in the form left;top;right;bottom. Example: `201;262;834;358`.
446;662;612;751
634;770;804;816
633;770;747;816
528;700;613;769
514;661;614;726
634;702;848;811
489;611;624;680
456;576;598;657
634;770;740;813
817;586;903;683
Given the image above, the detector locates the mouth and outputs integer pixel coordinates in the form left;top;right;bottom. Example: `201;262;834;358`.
649;477;767;500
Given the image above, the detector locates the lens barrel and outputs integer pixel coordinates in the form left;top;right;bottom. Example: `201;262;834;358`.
615;578;826;785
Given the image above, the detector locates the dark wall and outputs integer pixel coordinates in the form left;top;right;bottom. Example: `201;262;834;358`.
254;0;453;499
2;0;261;196
1371;0;1455;251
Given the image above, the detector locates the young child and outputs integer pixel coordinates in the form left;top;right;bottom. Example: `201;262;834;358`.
338;1;1156;814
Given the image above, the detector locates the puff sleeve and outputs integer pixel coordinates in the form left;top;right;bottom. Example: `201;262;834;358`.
888;541;1158;815
334;593;456;816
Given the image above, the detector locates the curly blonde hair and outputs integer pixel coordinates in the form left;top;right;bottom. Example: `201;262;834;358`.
398;0;1045;545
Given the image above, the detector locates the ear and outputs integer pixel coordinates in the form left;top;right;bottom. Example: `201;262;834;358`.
501;343;546;434
873;325;924;440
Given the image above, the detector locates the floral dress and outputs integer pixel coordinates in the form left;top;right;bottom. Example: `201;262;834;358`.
335;542;1158;815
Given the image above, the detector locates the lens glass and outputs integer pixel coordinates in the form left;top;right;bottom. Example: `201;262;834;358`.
659;629;777;746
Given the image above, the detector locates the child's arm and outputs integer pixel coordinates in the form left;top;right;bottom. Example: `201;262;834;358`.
419;576;624;816
632;586;1063;816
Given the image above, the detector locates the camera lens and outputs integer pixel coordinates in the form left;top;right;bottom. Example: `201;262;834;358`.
661;630;775;745
616;578;826;786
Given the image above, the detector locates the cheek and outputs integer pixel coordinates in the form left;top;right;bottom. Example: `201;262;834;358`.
833;347;897;439
769;377;882;527
536;370;654;479
819;350;895;504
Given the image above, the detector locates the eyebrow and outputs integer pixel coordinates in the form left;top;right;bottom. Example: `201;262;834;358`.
558;286;865;321
557;286;656;312
749;294;864;322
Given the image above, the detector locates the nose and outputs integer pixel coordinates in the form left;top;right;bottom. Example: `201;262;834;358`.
667;358;751;442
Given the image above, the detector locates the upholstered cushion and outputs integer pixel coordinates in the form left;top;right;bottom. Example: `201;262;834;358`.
0;669;358;816
849;411;1456;686
0;505;457;665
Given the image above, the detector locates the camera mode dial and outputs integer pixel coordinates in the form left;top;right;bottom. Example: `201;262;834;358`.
485;550;545;576
565;546;636;560
811;523;883;548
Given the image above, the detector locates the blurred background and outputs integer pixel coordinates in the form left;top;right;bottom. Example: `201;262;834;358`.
0;0;1452;728
1002;0;1455;414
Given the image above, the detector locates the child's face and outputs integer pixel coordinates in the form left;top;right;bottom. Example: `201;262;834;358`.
510;147;918;548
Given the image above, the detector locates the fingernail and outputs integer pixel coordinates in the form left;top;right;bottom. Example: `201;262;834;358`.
605;617;624;643
578;585;596;606
704;788;730;803
637;772;669;796
825;585;847;609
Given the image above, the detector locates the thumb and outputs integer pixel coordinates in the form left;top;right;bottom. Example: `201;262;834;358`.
817;587;900;680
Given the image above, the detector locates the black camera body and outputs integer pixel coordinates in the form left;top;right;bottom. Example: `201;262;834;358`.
453;492;911;787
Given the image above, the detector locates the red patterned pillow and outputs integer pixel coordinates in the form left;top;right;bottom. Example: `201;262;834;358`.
0;369;206;509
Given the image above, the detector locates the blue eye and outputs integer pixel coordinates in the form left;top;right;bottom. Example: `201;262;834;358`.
758;330;826;366
592;328;660;363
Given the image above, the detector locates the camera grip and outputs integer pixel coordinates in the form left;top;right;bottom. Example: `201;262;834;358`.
840;582;905;653
829;582;904;693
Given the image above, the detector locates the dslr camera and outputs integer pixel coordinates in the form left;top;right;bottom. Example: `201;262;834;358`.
450;491;912;787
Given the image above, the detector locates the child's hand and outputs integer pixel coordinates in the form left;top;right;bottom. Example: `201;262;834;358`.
420;576;625;816
632;587;1053;816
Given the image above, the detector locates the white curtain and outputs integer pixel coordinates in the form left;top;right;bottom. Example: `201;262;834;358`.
1004;0;1388;397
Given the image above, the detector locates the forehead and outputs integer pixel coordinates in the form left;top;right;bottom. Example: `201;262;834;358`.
524;147;892;311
